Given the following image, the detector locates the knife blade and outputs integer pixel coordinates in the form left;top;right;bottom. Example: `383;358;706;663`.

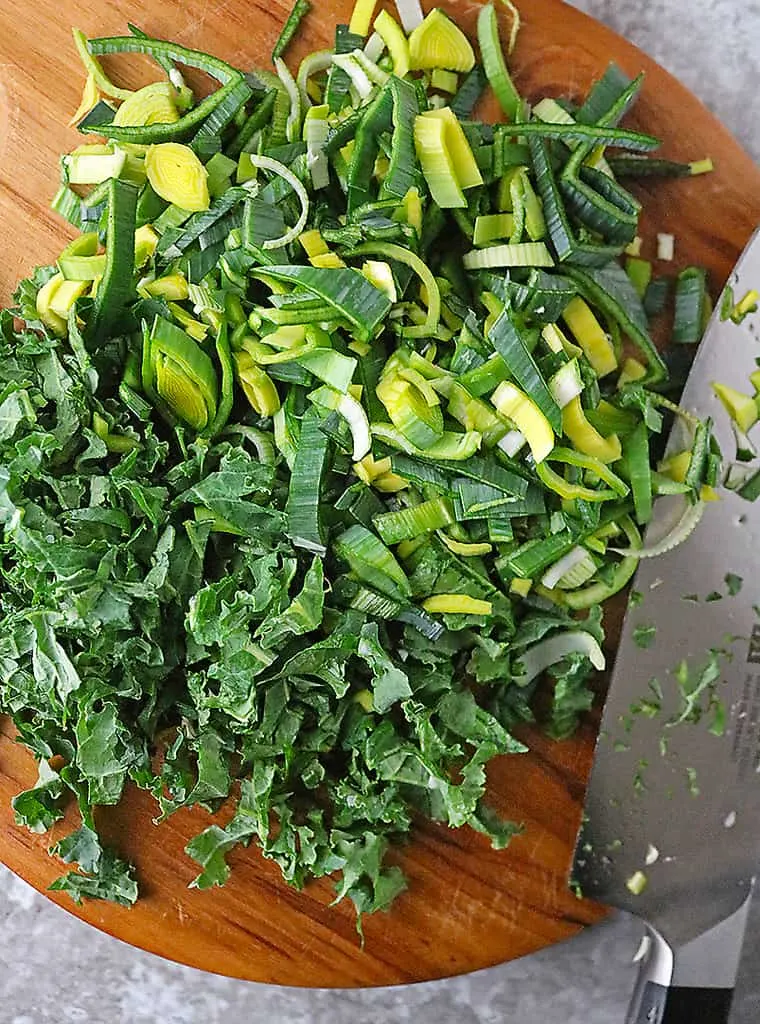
572;228;760;1024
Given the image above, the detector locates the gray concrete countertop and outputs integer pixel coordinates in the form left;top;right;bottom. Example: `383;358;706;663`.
1;2;759;1022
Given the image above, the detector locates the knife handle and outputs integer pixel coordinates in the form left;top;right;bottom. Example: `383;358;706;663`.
629;982;734;1024
626;927;735;1024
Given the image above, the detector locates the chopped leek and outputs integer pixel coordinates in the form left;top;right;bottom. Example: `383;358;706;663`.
409;9;475;72
145;143;209;211
422;595;492;616
514;631;604;683
673;267;707;345
72;28;133;101
712;383;758;434
374;497;455;544
374;10;410;78
562;297;617;377
114;82;180;126
413;113;465;208
394;0;424;33
463;242;554;270
419;108;483;190
491;381;555;463
562;396;622;464
273;0;312;61
477;3;520;121
142;315;218;431
349;0;378;36
245;155;309;248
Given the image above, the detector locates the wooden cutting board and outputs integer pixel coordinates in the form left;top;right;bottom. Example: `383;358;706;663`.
1;0;759;989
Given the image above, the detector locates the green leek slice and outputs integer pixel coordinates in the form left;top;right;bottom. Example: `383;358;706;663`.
334;524;412;601
371;424;481;461
463;242;554;270
286;406;330;553
72;28;133;101
477;3;520;121
488;309;562;432
374;497;455;545
272;0;312;61
252;264;392;342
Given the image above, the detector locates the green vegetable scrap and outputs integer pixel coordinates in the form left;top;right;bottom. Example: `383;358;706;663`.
0;1;724;920
632;624;656;650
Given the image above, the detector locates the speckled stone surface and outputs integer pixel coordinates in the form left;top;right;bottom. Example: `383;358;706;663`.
1;2;759;1022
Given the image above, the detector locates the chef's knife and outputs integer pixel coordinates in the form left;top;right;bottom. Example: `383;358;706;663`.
572;228;760;1024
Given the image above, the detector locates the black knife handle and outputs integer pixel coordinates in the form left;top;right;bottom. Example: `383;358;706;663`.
632;982;734;1024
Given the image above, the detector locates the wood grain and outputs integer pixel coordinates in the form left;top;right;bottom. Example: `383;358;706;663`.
0;0;759;989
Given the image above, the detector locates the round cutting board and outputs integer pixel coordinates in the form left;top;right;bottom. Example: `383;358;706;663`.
0;0;759;989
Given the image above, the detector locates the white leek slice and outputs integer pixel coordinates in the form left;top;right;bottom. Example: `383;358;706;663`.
548;358;584;409
275;56;302;142
514;631;605;684
611;497;705;558
394;0;424;33
541;546;591;590
498;430;526;457
246;155;309;250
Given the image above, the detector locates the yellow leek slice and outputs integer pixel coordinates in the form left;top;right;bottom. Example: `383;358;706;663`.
562;297;617;377
361;260;397;302
409;9;475;72
372;472;410;493
68;73;100;127
144;274;190;301
134;225;159;268
145;143;210;212
419;107;483;189
233;352;280;417
658;451;691;483
49;279;88;317
374;9;410;79
562;396;622;464
422;595;492;616
35;274;67;336
712;382;758;433
510;577;532;597
431;69;458;93
395;187;423;235
439;534;492;557
617;356;647;388
491;381;555;463
413;114;465;208
299;229;329;259
354;454;392;483
113;82;180;127
349;0;378;36
541;323;580;356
